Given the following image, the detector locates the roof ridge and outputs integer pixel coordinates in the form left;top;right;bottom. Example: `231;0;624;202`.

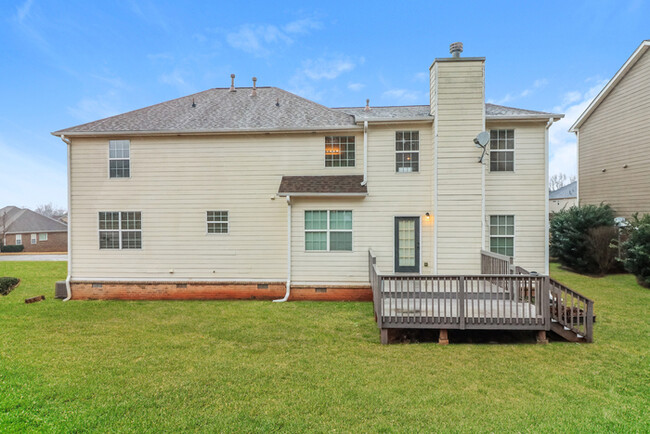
272;87;355;121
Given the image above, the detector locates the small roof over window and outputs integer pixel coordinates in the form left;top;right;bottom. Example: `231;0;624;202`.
277;175;367;197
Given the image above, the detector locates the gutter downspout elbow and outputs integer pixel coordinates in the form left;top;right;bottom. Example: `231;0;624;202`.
273;195;292;302
60;135;72;301
361;121;368;186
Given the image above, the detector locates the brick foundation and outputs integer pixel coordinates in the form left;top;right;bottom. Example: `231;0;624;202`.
70;281;372;301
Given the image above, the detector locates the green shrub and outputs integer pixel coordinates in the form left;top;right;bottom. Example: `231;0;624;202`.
1;245;25;253
622;214;650;288
550;204;615;274
0;277;20;296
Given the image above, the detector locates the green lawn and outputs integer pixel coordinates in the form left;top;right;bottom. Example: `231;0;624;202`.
1;262;648;432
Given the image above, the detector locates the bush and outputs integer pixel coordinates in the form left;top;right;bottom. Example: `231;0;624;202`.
1;245;25;253
0;277;20;296
550;204;615;274
622;214;650;288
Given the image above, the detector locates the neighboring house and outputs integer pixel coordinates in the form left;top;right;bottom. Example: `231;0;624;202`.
0;206;68;252
571;40;650;217
549;181;577;214
52;44;562;301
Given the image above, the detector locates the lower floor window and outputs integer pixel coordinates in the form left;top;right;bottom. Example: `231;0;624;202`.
31;234;37;244
15;234;22;245
489;215;514;257
305;210;352;251
38;233;47;241
99;211;142;249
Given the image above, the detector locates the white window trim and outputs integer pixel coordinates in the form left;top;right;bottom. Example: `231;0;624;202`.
324;136;356;168
488;129;516;173
108;140;131;179
31;234;37;244
206;210;229;235
489;214;516;257
15;234;22;245
98;211;142;250
304;210;353;252
395;130;420;174
38;233;48;241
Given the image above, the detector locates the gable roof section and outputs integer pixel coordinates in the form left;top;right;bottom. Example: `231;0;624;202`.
570;40;650;132
1;207;68;233
53;87;358;136
278;175;367;196
549;181;577;199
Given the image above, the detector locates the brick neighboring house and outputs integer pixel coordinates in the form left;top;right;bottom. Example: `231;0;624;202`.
0;206;68;253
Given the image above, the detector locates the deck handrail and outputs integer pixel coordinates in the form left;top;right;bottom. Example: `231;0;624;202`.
481;250;513;275
549;277;594;342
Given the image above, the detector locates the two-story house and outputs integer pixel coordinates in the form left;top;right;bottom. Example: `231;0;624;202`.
53;43;562;301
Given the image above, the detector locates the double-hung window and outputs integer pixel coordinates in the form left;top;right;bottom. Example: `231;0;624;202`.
305;210;352;251
15;234;22;245
325;136;355;167
31;234;37;244
109;140;130;178
489;215;515;257
207;211;229;234
396;131;419;172
489;130;514;172
99;211;142;249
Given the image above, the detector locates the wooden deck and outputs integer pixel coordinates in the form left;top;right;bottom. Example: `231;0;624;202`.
369;250;594;344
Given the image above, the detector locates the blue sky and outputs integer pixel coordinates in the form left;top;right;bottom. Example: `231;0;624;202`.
1;0;648;209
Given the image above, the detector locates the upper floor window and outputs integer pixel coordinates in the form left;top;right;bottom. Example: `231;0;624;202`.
305;210;352;251
207;211;229;234
489;215;515;257
325;136;355;167
396;131;419;173
489;130;514;172
109;140;130;178
99;211;142;249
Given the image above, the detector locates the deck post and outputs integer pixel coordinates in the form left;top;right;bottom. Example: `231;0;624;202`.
458;277;465;330
585;300;594;343
380;329;389;345
536;330;548;344
543;276;551;330
438;329;449;345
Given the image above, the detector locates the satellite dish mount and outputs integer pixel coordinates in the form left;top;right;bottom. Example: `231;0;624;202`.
473;131;490;163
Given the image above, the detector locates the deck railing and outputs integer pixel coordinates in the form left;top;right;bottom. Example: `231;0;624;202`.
549;278;594;342
369;251;548;331
481;250;514;275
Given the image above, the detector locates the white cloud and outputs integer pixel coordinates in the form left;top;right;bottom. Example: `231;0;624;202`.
302;57;355;80
548;81;608;178
0;139;67;209
67;91;121;123
348;82;365;91
382;89;424;103
226;24;291;57
15;0;33;24
413;72;428;82
283;18;322;34
159;69;193;92
489;78;548;105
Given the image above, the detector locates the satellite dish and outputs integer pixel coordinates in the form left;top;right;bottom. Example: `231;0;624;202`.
473;131;490;163
474;131;490;148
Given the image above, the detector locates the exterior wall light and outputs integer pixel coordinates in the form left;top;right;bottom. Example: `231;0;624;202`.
424;212;431;221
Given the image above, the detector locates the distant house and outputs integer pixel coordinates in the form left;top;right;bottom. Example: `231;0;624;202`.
549;181;577;214
571;40;650;217
0;206;68;252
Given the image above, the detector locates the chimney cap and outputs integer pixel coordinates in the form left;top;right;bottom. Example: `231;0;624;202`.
450;42;463;58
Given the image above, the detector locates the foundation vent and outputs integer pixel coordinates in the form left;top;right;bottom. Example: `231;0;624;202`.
257;284;269;289
176;283;187;288
315;287;327;293
92;283;103;288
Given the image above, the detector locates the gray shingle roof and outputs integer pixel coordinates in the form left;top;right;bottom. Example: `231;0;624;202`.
278;175;367;196
53;87;562;136
0;206;68;233
549;181;577;199
54;87;357;135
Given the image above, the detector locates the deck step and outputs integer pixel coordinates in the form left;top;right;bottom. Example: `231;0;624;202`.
550;323;588;343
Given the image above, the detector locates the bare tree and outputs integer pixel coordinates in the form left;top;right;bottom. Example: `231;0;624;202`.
0;211;7;246
33;203;67;220
549;173;567;191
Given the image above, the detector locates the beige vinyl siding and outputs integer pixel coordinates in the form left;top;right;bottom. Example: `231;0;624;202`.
549;197;577;214
485;121;547;272
433;59;485;274
578;48;650;217
69;133;362;281
291;124;433;282
70;125;433;283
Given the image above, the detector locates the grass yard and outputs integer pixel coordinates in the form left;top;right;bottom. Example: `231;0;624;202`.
1;262;648;432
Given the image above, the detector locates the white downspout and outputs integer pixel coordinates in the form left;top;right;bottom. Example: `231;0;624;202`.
361;121;368;186
273;195;291;302
59;134;72;301
544;117;554;275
